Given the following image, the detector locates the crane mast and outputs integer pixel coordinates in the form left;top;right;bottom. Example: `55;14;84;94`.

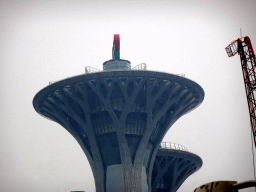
226;36;256;147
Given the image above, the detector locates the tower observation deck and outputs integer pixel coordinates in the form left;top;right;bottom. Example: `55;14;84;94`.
33;35;204;192
153;142;202;192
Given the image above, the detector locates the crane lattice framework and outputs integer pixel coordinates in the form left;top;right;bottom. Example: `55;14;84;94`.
226;36;256;147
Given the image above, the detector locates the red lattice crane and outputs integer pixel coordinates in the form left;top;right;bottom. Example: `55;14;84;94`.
226;36;256;147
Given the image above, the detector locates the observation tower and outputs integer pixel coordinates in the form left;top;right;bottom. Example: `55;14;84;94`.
152;142;202;192
33;34;204;192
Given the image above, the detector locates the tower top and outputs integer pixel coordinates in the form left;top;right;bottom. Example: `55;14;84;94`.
103;34;131;71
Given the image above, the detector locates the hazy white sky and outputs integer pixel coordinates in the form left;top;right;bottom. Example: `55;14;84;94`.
1;0;256;191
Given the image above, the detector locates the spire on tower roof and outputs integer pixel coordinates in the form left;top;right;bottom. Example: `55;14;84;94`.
112;34;120;60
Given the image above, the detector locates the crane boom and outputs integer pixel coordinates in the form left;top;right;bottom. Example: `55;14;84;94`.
226;36;256;147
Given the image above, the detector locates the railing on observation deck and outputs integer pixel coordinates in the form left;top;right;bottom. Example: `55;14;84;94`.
131;63;147;70
84;63;185;77
49;64;185;84
85;63;147;74
159;142;188;152
85;66;101;73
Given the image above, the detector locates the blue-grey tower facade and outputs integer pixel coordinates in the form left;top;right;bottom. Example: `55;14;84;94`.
152;143;202;192
33;35;204;192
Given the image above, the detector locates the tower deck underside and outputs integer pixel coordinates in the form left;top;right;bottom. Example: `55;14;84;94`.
33;70;204;192
152;149;202;192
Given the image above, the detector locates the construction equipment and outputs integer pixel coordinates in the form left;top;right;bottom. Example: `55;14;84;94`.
193;36;256;192
225;36;256;147
194;180;256;192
